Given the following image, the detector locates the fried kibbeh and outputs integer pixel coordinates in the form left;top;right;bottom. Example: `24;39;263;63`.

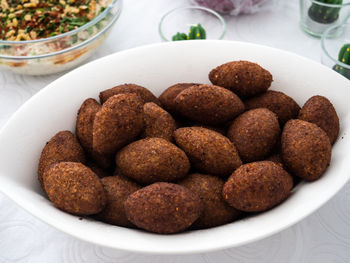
298;95;339;144
159;83;198;115
37;59;341;234
223;161;293;212
116;138;190;184
38;130;86;189
174;84;244;125
227;108;280;162
174;127;242;177
124;182;202;234
266;153;284;169
43;162;106;215
142;102;176;141
93;94;144;155
190;123;227;136
245;91;301;125
89;151;114;170
76;98;101;152
281;119;331;181
75;98;113;169
209;61;272;98
87;161;111;178
179;173;241;229
265;152;301;186
99;83;159;105
96;176;141;227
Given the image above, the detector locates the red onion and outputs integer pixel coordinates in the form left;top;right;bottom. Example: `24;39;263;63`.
194;0;235;14
192;0;270;15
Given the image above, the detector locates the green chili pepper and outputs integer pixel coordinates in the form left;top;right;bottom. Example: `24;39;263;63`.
333;43;350;80
172;32;188;41
188;24;206;40
308;0;343;24
171;24;207;41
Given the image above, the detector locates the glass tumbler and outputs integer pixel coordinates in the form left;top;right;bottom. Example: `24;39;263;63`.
321;22;350;80
300;0;350;38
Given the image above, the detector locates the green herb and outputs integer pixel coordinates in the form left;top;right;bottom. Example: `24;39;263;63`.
64;16;88;27
71;34;78;44
37;29;45;36
58;25;65;33
86;26;94;35
70;21;86;26
24;26;32;33
0;45;10;50
171;23;206;41
50;32;57;36
95;22;102;30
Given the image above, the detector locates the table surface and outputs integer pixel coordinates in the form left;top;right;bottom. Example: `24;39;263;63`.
1;0;350;262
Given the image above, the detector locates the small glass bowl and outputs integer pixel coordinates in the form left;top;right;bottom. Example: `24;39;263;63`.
159;6;226;42
321;22;350;80
0;0;122;75
299;0;350;38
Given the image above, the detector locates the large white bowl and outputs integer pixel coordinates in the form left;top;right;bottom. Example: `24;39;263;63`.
0;40;349;255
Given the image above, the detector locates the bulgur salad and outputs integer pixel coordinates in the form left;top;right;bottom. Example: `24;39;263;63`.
0;0;119;75
0;0;110;41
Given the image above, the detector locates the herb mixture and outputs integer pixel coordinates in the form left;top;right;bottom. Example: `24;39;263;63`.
0;0;106;41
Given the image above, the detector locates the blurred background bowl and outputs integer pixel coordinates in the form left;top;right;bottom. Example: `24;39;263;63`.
299;0;350;38
159;6;226;42
321;22;350;80
0;0;122;75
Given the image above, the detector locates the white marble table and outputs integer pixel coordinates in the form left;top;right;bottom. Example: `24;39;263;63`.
1;0;350;262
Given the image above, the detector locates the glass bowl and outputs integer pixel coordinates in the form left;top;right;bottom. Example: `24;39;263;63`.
321;22;350;80
299;0;350;38
159;6;226;42
0;0;122;75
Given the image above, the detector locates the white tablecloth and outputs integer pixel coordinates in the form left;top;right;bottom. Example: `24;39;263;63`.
1;0;350;262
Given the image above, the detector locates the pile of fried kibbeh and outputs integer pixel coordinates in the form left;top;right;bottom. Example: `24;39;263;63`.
39;60;339;234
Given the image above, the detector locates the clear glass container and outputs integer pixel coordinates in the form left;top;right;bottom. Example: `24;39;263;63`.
321;22;350;80
159;6;226;42
0;0;122;75
299;0;350;38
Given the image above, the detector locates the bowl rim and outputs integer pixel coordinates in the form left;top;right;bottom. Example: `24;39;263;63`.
0;0;122;60
307;0;350;7
158;6;226;42
321;22;350;69
0;40;349;255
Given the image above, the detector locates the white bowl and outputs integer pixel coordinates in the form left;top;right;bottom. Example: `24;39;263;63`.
0;40;349;255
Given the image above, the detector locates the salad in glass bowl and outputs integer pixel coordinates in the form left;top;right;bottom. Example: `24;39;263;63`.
0;0;122;75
